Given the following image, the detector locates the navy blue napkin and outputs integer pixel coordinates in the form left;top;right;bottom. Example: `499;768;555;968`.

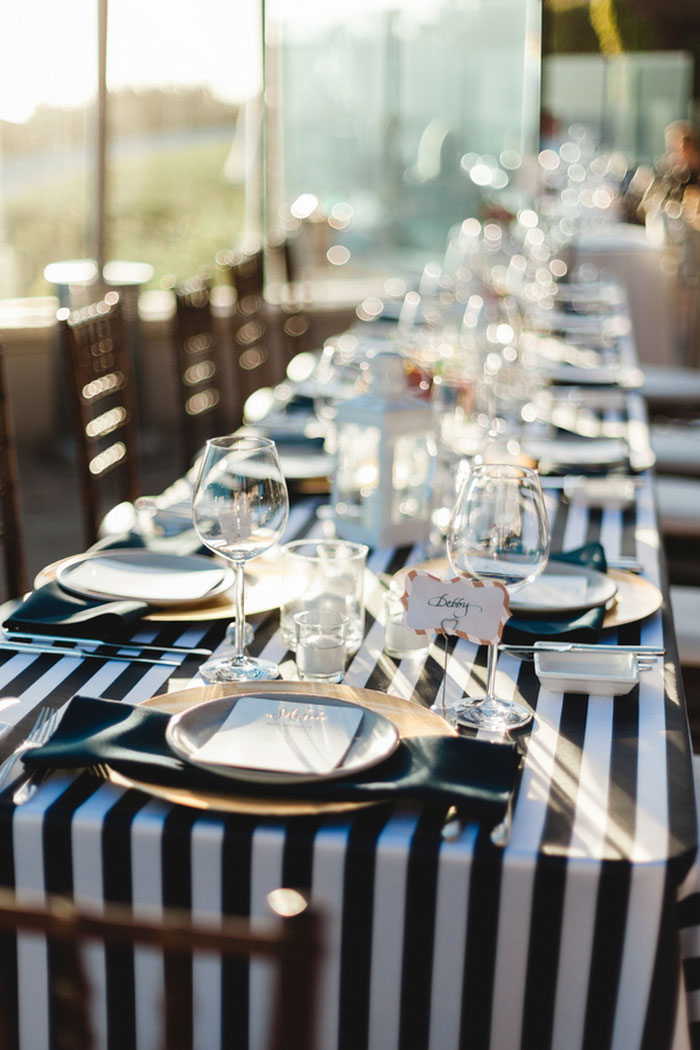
3;529;208;639
503;543;608;644
24;695;521;826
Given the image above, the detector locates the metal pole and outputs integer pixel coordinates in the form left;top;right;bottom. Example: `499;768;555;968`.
96;0;108;276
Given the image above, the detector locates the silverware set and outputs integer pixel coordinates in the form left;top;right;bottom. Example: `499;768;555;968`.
0;705;60;793
500;641;664;672
0;632;211;667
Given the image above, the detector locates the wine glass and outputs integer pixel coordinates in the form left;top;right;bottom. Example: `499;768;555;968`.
446;463;550;729
192;435;289;682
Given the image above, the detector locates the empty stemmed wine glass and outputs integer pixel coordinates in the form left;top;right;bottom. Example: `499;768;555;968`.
446;463;550;729
192;435;289;682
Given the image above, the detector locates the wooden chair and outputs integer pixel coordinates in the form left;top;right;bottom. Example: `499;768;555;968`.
0;886;320;1050
217;245;286;399
57;292;141;548
167;274;228;471
0;347;27;599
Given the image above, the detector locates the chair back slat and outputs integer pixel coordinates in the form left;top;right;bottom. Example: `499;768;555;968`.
169;275;228;471
58;292;141;547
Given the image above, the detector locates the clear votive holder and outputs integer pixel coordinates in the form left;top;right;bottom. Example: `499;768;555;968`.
294;610;349;684
382;588;431;659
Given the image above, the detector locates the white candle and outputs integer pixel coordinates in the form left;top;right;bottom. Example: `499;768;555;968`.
296;635;346;682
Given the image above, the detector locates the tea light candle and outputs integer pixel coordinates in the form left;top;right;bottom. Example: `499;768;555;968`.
294;610;349;683
296;635;347;682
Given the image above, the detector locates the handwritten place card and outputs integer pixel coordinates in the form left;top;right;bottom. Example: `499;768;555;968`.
401;570;510;645
193;696;364;775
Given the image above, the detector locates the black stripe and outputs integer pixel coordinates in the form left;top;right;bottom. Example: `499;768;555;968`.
459;826;505;1049
641;865;684;1050
398;809;444;1050
521;692;588;1050
220;815;258;1050
678;891;700;931
39;773;109;1048
585;507;603;545
582;860;632;1050
521;855;569;1050
160;806;202;1050
620;504;637;556
102;787;153;1050
0;795;17;1050
338;805;395;1050
549;498;570;554
281;816;323;891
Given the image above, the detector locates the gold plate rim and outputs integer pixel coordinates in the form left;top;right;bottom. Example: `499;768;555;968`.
107;681;456;817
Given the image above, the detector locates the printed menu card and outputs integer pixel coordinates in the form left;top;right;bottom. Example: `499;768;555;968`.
192;696;365;775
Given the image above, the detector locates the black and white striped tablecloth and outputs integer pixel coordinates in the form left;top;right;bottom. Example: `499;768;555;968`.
0;430;698;1050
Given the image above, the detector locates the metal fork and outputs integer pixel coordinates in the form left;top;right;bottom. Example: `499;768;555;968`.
0;707;59;789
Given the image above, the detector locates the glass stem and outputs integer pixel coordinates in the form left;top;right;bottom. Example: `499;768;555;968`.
484;640;499;704
232;560;246;661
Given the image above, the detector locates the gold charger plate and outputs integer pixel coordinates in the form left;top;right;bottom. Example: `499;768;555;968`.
392;559;662;630
34;551;285;621
108;681;456;817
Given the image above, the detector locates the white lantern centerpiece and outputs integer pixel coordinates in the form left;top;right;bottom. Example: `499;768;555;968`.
331;354;433;547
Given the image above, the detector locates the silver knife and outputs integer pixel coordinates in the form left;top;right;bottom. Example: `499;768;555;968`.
0;640;182;666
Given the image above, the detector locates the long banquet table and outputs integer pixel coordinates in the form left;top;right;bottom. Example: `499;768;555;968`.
1;343;700;1050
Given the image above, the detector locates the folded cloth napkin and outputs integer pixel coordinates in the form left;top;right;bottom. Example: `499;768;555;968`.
502;543;608;645
3;529;208;639
3;581;149;639
24;696;521;827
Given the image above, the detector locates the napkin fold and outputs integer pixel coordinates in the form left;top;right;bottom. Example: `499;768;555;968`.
3;581;150;639
3;529;208;639
24;696;521;827
503;543;608;644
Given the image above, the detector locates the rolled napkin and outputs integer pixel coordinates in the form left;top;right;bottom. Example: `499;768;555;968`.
24;696;521;828
503;543;608;645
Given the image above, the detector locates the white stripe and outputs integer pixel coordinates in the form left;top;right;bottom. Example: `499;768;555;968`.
429;822;479;1050
12;777;69;1050
561;501;589;551
71;782;123;1050
249;825;286;1050
490;690;563;1047
191;819;225;1050
550;698;614;1050
599;503;623;561
367;812;420;1050
611;862;667;1050
311;820;352;1050
131;803;167;1050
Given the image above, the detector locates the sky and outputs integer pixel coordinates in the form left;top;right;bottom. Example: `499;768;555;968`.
0;0;263;123
0;0;447;124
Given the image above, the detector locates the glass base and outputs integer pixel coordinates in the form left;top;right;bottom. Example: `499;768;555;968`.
455;696;533;731
198;654;281;684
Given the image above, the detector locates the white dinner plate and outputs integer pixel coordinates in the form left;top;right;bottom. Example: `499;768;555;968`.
521;436;630;471
166;691;400;785
56;549;235;607
510;561;618;616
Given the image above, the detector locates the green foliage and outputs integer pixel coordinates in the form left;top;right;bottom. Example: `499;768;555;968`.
3;138;246;296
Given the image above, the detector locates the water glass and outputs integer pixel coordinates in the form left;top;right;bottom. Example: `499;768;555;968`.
295;610;349;683
281;539;368;653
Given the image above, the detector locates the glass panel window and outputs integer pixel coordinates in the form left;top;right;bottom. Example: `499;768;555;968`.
265;0;541;280
106;0;263;285
0;0;96;297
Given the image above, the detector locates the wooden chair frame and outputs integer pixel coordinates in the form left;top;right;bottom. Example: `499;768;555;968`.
0;887;320;1050
57;292;141;547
